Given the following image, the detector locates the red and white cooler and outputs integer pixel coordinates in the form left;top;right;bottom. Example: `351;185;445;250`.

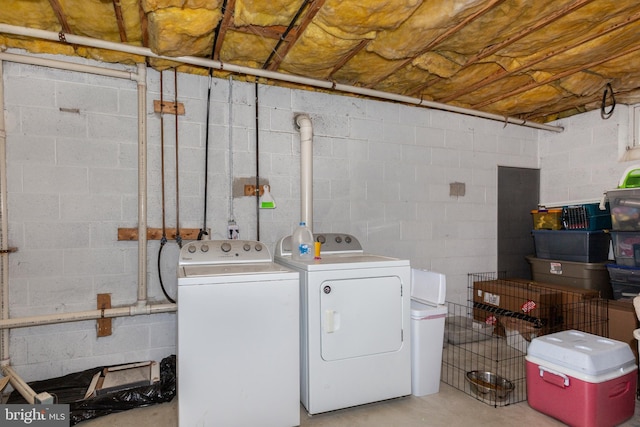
526;330;637;427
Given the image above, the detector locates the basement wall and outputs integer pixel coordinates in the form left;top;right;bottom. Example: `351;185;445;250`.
1;52;540;382
539;106;633;205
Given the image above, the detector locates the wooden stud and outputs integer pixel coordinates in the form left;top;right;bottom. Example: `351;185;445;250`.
117;227;203;241
97;294;112;337
153;100;185;115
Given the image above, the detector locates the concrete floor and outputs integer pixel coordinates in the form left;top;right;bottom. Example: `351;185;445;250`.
77;382;640;427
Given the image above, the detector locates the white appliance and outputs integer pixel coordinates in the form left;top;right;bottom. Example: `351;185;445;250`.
410;268;447;396
177;239;300;427
274;233;411;415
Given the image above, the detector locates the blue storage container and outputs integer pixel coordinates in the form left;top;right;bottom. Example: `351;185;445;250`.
561;203;611;231
606;264;640;300
532;230;611;263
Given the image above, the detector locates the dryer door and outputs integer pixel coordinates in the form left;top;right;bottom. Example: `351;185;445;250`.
320;276;403;361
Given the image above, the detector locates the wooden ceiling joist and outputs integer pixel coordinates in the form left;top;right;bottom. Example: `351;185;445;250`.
112;0;128;43
212;0;236;61
47;0;72;34
265;0;328;71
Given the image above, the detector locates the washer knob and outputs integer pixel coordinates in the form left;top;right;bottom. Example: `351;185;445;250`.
255;243;263;251
316;235;326;244
200;244;209;253
188;245;197;254
345;236;352;244
243;243;251;251
335;236;342;243
220;242;231;252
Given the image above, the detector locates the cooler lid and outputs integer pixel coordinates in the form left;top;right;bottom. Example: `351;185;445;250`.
527;330;636;376
410;300;447;319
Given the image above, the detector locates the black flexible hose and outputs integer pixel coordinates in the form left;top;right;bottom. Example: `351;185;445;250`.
601;82;615;120
157;73;174;304
198;75;212;241
157;239;176;304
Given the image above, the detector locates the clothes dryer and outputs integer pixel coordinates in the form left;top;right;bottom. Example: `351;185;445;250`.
274;233;411;414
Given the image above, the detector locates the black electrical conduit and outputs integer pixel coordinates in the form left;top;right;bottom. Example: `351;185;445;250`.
173;68;183;249
255;81;260;241
262;0;310;70
156;70;176;304
197;0;228;240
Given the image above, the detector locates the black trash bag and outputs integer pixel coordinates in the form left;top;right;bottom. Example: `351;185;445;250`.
7;355;176;425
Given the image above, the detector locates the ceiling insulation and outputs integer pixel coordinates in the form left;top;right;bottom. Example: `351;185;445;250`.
2;0;640;123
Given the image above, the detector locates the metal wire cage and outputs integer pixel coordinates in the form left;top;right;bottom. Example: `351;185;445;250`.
441;272;608;407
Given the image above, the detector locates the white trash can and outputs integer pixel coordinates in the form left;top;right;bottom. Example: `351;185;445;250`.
410;300;447;396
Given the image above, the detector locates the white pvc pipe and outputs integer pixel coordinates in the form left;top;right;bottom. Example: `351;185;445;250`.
0;51;136;79
0;303;176;330
295;114;313;231
136;63;148;304
0;24;564;133
0;59;9;365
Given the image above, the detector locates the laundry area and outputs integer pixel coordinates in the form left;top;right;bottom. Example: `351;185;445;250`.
3;2;640;427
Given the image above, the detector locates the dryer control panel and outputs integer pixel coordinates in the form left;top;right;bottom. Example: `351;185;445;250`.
275;233;362;256
179;239;272;266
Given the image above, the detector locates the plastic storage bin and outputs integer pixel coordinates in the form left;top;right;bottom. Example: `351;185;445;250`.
607;188;640;231
444;316;493;345
532;230;611;263
526;256;612;299
526;330;637;427
562;203;611;230
610;231;640;266
411;300;447;396
531;208;562;230
606;264;640;300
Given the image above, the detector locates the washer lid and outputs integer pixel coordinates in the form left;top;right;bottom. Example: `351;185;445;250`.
181;262;293;278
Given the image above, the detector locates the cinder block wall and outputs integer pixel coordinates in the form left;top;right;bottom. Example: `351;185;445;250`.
539;107;631;205
3;53;539;382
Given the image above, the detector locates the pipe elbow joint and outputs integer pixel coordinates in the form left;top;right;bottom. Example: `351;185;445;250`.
295;114;312;130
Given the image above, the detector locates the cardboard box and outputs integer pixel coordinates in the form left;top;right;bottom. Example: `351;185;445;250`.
526;279;605;335
607;299;640;366
473;279;563;337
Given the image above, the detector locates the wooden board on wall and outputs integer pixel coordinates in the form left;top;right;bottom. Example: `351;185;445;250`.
117;228;202;241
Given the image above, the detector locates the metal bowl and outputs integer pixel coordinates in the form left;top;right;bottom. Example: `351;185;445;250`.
465;371;515;401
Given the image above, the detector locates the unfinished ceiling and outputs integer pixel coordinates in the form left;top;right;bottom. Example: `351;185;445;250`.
2;0;640;123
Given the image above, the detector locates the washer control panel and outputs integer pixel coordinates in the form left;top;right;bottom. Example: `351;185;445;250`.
179;239;271;266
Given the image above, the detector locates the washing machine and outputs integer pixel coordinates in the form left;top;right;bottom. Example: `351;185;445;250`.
177;239;300;427
274;233;411;415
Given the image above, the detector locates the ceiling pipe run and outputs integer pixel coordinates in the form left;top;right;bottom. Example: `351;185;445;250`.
296;114;313;231
0;24;564;133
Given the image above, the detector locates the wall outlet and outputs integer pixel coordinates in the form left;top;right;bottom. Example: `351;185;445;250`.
227;222;239;239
